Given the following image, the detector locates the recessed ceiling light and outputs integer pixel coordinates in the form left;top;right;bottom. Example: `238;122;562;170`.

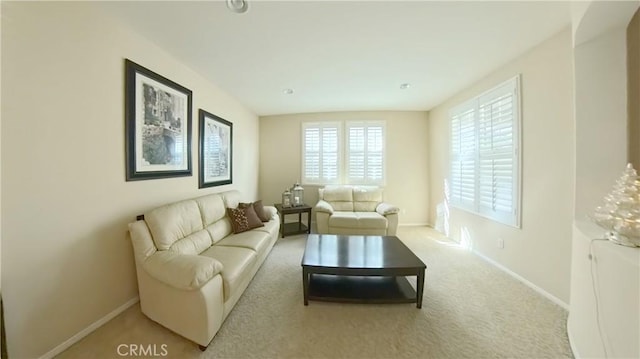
283;88;294;95
226;0;249;14
400;83;411;90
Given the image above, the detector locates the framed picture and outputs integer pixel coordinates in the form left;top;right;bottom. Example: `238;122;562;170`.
199;109;233;188
125;59;192;181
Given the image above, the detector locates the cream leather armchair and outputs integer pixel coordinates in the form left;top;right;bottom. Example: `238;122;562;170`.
314;186;399;236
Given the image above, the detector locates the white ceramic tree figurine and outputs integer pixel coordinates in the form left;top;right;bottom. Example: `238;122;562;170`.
592;163;640;247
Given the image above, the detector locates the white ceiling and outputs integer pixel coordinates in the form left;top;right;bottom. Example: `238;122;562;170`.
101;1;572;116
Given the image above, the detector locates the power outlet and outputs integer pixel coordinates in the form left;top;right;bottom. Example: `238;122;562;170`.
497;238;505;249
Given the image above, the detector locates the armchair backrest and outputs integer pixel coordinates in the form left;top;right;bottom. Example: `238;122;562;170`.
353;187;383;211
319;186;383;212
320;186;354;211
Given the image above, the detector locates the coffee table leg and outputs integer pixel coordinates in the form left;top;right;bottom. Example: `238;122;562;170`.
416;269;425;309
303;268;309;306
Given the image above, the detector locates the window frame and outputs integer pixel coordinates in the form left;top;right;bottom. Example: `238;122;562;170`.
345;120;386;186
301;121;342;186
449;75;522;228
301;120;387;186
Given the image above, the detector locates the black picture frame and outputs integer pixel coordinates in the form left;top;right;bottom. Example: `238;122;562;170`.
125;59;192;181
199;109;233;188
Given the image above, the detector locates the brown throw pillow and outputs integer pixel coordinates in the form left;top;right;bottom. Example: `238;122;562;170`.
252;200;270;222
227;207;250;234
240;200;270;222
243;204;264;229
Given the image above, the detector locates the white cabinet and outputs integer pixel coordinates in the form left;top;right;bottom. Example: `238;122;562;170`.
568;220;640;358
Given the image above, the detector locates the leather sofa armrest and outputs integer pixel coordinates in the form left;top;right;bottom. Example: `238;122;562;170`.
143;251;223;290
129;220;157;264
315;200;334;214
376;202;400;216
263;205;278;221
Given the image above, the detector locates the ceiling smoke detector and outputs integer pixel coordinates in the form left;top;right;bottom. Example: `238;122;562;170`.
226;0;249;14
400;83;411;90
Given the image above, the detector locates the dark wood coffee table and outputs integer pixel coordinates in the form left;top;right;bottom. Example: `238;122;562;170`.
301;234;427;308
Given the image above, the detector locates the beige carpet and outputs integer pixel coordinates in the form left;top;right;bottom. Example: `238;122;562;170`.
57;227;572;359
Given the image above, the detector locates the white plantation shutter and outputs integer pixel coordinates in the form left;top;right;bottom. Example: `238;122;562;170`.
302;122;341;184
450;105;476;210
301;120;386;186
449;76;520;227
478;83;518;224
346;121;385;185
348;126;365;181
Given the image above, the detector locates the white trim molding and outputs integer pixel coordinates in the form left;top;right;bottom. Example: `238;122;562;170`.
39;297;140;359
473;250;569;310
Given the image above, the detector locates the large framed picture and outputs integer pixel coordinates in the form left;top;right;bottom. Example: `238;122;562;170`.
125;59;192;181
199;109;233;188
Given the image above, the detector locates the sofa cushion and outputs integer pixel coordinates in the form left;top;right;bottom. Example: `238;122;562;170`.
194;193;233;244
145;200;205;251
357;212;388;228
322;186;354;211
195;193;227;226
168;229;213;255
253;218;280;238
322;186;353;201
216;230;271;253
200;246;257;301
329;211;387;229
205;219;233;245
222;190;242;209
353;187;383;212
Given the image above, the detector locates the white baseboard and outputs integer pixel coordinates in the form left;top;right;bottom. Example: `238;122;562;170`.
399;223;431;227
39;296;140;359
566;316;581;358
473;251;570;310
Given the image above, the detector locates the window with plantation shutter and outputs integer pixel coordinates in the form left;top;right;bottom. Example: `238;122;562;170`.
301;120;386;186
449;76;521;227
346;121;385;185
302;122;341;185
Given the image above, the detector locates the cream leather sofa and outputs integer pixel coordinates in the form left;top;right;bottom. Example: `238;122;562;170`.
314;186;399;236
128;190;279;349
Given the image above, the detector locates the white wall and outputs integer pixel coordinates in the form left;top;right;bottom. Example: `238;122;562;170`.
568;2;640;357
1;2;260;358
259;111;430;225
628;9;639;170
0;2;3;357
428;29;575;304
574;28;628;220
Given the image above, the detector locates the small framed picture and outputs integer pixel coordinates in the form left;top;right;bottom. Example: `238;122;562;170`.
124;59;192;181
199;109;233;188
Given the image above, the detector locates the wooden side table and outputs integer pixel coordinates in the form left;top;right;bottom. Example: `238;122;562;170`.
274;203;312;238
